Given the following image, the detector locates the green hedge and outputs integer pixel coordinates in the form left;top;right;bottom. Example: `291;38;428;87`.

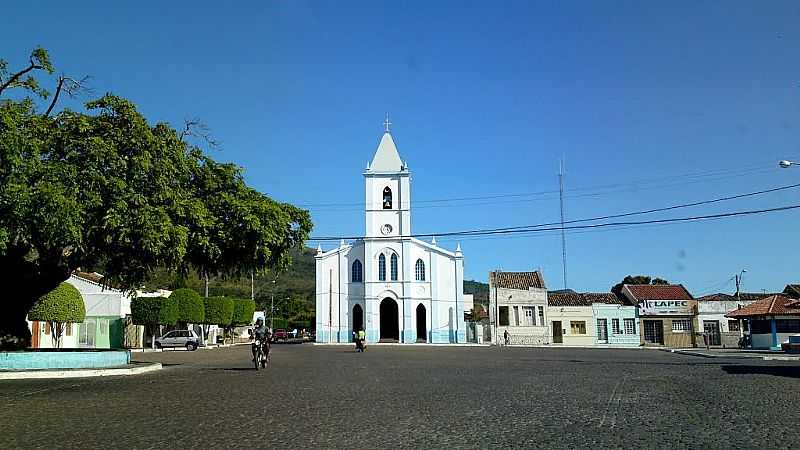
271;317;289;329
231;298;256;327
28;282;86;323
131;296;178;326
169;288;204;324
202;296;234;326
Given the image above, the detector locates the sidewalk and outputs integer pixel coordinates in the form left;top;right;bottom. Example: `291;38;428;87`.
667;348;800;361
0;362;162;380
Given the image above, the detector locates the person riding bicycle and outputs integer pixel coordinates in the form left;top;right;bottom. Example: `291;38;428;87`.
252;318;270;363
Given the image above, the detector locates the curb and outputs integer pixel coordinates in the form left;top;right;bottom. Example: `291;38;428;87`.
0;362;162;380
312;343;490;347
763;356;800;361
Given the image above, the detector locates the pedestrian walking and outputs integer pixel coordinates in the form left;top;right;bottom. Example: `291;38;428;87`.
503;330;510;346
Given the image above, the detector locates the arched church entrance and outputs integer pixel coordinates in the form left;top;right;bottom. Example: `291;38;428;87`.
379;298;399;342
416;304;427;342
352;304;364;335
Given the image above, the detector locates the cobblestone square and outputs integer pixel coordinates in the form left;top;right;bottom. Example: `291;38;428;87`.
2;345;798;449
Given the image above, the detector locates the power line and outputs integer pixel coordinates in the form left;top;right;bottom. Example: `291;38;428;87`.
311;203;800;241
309;182;800;241
296;163;775;209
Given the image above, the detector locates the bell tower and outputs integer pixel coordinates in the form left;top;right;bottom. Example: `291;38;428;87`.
364;116;411;239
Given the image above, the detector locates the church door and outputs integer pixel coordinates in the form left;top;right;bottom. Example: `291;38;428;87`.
353;304;364;335
416;304;427;342
379;298;399;342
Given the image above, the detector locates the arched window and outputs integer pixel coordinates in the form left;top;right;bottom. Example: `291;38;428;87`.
378;254;386;281
390;254;398;281
383;187;392;209
415;259;426;281
352;260;363;283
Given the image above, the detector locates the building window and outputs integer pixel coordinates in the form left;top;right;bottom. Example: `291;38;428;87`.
751;320;770;334
611;318;621;335
672;319;691;332
65;323;72;337
44;322;51;335
498;306;509;326
597;319;608;341
538;306;545;326
383;187;392;209
378;254;386;281
523;306;535;326
513;306;520;326
624;318;635;334
415;259;426;281
352;260;363;283
728;320;740;332
390;254;398;281
570;321;587;335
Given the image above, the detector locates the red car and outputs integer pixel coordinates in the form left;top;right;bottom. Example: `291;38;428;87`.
273;329;289;341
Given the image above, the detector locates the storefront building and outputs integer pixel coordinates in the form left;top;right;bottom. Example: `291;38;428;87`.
695;293;774;348
621;284;697;348
727;294;800;350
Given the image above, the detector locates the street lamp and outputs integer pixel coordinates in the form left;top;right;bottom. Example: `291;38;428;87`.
779;160;795;168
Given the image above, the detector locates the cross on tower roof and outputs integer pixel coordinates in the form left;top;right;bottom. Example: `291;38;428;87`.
383;113;392;133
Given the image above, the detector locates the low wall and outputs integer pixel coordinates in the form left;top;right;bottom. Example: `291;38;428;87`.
0;349;131;370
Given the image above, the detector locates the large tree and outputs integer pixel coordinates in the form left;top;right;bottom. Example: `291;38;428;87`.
611;275;670;295
0;48;312;349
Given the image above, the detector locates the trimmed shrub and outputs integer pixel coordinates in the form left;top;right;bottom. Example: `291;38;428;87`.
28;283;85;324
231;298;256;327
169;288;204;325
202;297;234;326
271;317;289;330
28;282;86;348
131;296;178;327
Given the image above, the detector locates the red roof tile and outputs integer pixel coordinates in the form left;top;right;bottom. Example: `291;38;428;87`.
489;271;546;290
624;284;693;302
726;295;800;318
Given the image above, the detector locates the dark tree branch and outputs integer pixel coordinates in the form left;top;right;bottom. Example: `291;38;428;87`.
0;58;43;97
44;75;92;117
179;118;220;148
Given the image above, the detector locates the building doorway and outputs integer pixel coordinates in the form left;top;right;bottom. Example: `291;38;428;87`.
416;304;427;342
597;319;608;343
353;304;364;336
703;321;721;346
379;298;399;342
552;321;563;344
643;320;664;345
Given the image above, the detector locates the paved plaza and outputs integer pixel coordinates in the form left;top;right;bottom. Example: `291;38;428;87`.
2;345;798;449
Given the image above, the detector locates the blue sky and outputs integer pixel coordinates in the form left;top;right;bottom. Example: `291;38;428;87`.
3;1;800;294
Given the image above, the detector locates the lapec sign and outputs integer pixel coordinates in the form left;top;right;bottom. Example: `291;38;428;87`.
639;299;696;316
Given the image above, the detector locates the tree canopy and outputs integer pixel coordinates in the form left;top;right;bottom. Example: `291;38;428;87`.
611;275;671;295
27;282;85;324
0;47;312;348
130;297;178;327
170;288;205;325
231;298;256;327
202;297;234;327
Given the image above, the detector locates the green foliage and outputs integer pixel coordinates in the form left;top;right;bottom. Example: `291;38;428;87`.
0;47;313;348
271;317;289;329
202;297;234;326
611;275;671;295
170;288;204;324
231;298;256;327
130;297;178;327
464;279;489;305
27;282;85;323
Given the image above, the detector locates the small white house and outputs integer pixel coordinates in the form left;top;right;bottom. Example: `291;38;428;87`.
489;271;548;345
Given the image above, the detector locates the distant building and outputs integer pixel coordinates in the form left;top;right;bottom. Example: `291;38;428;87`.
727;294;800;350
489;271;548;345
783;284;800;299
548;292;626;346
695;293;776;347
621;284;696;348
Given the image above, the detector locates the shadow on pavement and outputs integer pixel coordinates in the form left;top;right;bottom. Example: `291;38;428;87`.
722;365;800;378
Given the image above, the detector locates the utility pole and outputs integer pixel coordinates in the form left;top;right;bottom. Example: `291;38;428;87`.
734;269;746;298
558;158;568;290
251;271;254;301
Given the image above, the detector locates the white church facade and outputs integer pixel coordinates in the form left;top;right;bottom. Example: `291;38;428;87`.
315;125;467;344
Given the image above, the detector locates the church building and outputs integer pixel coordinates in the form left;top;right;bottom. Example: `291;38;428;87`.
315;122;467;344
